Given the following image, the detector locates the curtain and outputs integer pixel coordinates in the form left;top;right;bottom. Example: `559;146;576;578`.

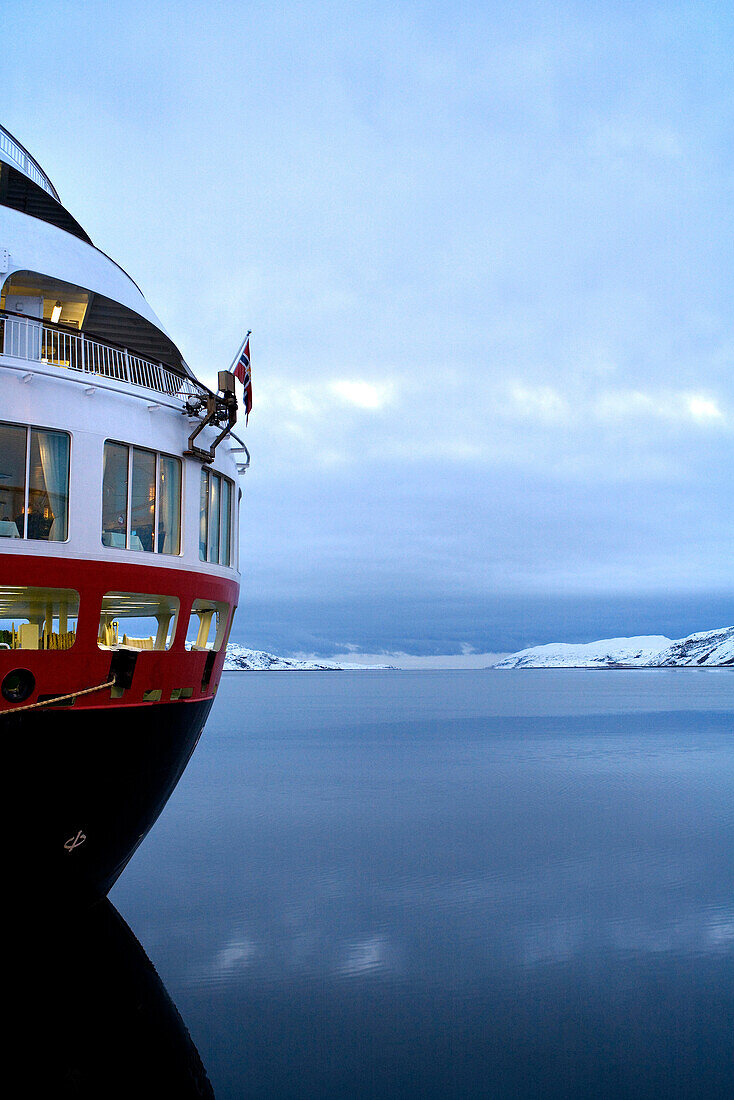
36;429;70;541
208;473;221;564
199;470;209;560
158;456;181;554
220;477;232;566
131;448;156;551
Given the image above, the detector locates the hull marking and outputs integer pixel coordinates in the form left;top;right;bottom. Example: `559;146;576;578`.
64;829;87;853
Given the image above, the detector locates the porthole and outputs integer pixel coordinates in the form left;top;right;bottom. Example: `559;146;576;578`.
2;668;36;703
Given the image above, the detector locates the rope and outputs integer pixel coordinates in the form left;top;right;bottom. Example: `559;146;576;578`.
1;678;116;717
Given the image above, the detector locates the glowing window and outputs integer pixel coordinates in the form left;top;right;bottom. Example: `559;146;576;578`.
184;599;230;652
97;592;179;651
102;442;181;554
0;586;79;650
0;422;70;542
199;469;233;566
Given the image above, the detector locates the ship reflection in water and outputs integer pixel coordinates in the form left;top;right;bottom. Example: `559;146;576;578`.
10;901;213;1098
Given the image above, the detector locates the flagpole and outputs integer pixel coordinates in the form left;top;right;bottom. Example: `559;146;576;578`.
228;330;251;374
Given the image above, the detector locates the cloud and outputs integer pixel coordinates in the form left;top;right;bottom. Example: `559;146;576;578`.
329;379;395;410
687;395;724;422
11;0;734;627
260;377;396;420
595;389;726;426
507;383;568;422
588;119;684;161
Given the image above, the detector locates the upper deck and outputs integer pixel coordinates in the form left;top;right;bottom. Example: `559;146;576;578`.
0;124;59;200
0;309;207;405
0;124;200;396
0;144;212;409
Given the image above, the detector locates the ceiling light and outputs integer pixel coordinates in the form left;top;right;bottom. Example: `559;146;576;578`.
51;301;62;324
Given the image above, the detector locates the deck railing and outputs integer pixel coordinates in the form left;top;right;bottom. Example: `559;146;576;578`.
0;125;59;200
0;312;207;401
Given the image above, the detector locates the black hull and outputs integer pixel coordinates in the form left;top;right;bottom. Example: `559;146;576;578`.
5;698;213;904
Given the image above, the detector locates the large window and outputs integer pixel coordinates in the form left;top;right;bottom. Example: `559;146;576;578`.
0;586;79;650
97;592;179;651
200;469;233;566
184;599;231;652
0;422;70;541
102;442;181;554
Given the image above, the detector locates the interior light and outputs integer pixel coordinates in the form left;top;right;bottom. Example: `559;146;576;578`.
51;301;62;324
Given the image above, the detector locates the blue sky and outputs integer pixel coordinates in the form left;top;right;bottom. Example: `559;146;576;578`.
6;1;734;653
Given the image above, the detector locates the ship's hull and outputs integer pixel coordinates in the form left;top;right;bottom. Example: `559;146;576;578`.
0;506;238;907
0;127;244;904
5;696;214;904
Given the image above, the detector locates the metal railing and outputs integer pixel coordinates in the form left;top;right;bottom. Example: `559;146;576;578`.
0;125;59;200
0;312;208;401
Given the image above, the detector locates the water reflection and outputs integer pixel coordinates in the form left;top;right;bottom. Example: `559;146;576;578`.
8;900;213;1098
110;673;734;1097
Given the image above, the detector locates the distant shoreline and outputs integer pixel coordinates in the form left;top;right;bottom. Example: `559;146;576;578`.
223;645;507;671
221;664;734;672
224;627;734;671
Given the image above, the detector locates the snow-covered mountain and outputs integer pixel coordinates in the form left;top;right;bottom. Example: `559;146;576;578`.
224;628;734;671
494;626;734;669
223;644;395;671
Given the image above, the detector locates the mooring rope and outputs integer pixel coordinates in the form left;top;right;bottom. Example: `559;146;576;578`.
0;678;117;716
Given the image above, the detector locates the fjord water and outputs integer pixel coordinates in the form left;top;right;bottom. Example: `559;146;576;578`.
107;669;734;1098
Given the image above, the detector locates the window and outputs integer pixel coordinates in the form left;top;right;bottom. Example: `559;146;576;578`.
0;422;70;541
102;442;181;554
0;586;79;650
97;592;179;651
184;599;231;652
200;469;233;566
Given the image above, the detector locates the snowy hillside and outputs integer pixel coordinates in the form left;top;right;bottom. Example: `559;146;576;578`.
494;626;734;669
223;644;395;671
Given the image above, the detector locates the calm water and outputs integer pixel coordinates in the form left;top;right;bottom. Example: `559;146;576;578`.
50;671;734;1095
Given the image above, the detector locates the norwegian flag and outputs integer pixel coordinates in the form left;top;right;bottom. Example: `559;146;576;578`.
233;334;252;422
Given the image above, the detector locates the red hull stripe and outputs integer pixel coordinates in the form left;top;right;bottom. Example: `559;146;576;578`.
0;553;240;712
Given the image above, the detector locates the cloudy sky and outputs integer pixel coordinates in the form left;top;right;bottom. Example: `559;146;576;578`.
6;1;734;654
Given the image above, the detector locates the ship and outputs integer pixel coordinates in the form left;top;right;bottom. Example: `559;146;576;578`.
0;124;247;903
